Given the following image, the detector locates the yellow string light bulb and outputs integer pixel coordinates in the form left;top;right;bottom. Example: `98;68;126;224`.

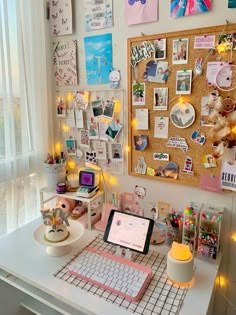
124;144;130;153
67;159;75;169
114;99;121;113
131;117;137;129
231;125;236;134
109;175;118;185
62;124;69;132
231;233;236;242
55;142;61;153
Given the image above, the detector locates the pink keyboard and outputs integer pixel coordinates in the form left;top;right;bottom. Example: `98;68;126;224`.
68;247;152;302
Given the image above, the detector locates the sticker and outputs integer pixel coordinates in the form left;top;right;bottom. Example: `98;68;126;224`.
202;154;217;169
135;157;147;174
134;135;148;151
155;162;178;180
153;152;169;161
180;156;194;175
166;137;188;152
130;41;154;67
170;102;195;128
191;130;206;145
147;167;155;176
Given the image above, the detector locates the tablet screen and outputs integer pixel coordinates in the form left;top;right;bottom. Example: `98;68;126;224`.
103;210;154;255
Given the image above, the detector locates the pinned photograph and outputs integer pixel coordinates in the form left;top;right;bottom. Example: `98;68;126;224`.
176;70;192;94
134;135;148;151
111;143;123;162
202;154;217;168
154;38;166;60
80;129;90;148
91;99;103;118
57;97;66;117
87;120;99;139
103;99;115;119
105;121;122;141
65;138;76;155
172;39;188;64
153;87;168;110
132;83;145;105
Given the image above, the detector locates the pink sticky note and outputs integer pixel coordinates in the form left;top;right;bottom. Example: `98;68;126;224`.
124;0;158;26
200;174;223;193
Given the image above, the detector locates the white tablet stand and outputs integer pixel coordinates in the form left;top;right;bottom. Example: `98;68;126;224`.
114;246;134;261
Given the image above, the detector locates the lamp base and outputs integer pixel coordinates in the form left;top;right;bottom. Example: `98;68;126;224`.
167;251;194;284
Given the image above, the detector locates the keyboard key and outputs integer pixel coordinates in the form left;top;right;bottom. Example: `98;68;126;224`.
68;246;152;302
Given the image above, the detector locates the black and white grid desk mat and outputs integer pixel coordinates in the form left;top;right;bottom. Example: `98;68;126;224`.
53;234;188;315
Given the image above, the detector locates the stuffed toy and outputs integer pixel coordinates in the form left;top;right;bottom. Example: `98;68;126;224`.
207;92;236;159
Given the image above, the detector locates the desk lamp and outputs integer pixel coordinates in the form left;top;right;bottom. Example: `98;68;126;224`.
85;162;107;204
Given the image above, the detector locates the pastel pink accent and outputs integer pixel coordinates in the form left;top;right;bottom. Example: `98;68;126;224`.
94;203;121;232
68;247;152;302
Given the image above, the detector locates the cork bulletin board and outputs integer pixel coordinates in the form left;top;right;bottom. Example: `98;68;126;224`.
127;23;236;187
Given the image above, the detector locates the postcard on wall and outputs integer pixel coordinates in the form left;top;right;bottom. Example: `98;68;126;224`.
80;129;90;148
98;121;109;141
194;35;215;49
170;0;211;18
105;120;122;141
87;120;99;139
124;0;158;26
157;201;171;220
111;143;123;162
132;83;145;106
221;160;236;192
206;61;228;86
91;99;103;118
65;109;75;127
50;0;72;36
176;70;192;95
53;39;78;86
74;91;90;110
153;87;168;110
200;96;214;126
84;33;112;85
154;38;166;60
154;117;169;139
95;141;107;160
172;38;188;64
85;0;113;31
65;138;76;155
145;61;168;83
134;135;148;151
75;109;84;129
103;99;115;119
123;192;134;212
135;109;149;130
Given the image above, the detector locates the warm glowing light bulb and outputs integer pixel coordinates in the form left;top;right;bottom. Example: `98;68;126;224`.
110;176;118;185
114;100;121;113
217;43;227;53
231;125;236;134
67;160;75;169
67;93;73;101
55;143;61;152
131;118;137;128
231;233;236;241
217;276;227;288
124;145;130;153
179;96;184;104
62;124;69;132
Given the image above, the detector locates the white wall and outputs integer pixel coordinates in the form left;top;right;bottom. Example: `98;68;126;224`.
50;1;236;314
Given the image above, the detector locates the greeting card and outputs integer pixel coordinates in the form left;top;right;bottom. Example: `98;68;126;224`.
85;0;113;31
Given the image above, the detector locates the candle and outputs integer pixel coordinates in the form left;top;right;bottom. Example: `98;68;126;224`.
67;173;79;188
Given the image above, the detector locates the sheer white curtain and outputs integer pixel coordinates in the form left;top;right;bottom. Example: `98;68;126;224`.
0;0;53;236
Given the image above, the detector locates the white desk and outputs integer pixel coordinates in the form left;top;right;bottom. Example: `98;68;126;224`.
0;219;219;315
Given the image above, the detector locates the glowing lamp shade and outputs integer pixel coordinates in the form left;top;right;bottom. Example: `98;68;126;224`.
167;242;194;284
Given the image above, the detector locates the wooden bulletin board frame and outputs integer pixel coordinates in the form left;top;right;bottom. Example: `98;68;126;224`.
127;23;236;187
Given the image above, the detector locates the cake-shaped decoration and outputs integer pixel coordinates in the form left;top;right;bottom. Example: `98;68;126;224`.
41;207;70;243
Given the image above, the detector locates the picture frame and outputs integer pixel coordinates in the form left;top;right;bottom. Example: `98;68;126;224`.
176;70;192;94
172;38;189;64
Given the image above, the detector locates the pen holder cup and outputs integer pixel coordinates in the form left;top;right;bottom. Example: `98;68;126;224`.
44;163;66;190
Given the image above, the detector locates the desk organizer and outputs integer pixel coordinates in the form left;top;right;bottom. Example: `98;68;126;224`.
54;234;188;315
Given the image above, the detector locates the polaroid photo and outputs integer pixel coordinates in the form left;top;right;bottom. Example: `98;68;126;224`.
176;70;192;95
75;109;84;129
57;97;66;117
91;99;103;118
103;99;115;119
110;143;123;162
132;83;145;106
65;138;76;155
80;129;90;148
105;121;122;141
172;38;189;64
154;38;166;60
153;87;168;110
98;121;109;141
95;141;107;160
87;120;99;139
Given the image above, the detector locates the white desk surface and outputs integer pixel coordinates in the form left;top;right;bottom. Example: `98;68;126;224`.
0;218;219;315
